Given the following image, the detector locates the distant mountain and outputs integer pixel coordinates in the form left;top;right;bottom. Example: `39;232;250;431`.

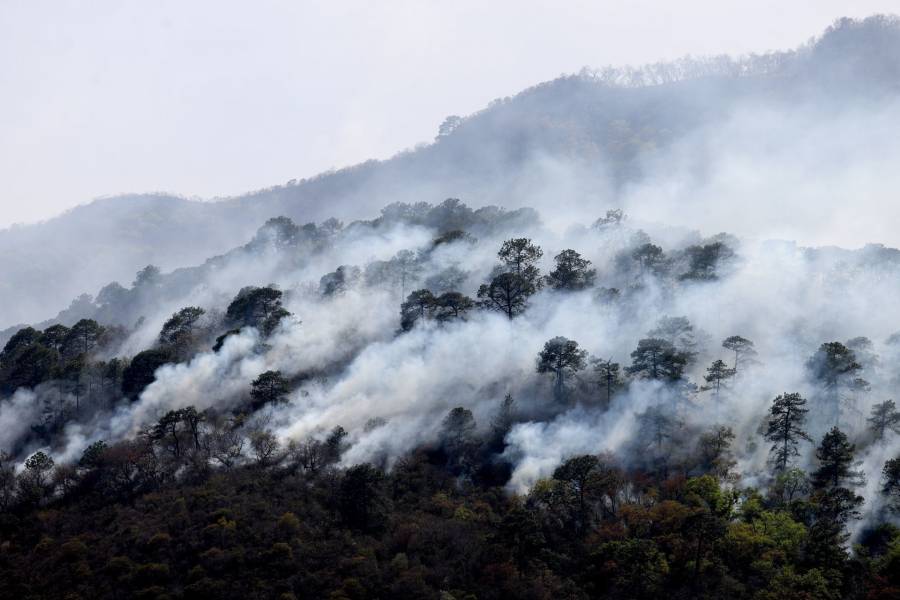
2;15;898;329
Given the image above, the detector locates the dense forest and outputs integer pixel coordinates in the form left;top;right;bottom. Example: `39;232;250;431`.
1;196;900;599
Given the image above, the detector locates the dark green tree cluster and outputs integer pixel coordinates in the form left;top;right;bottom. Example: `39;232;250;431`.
399;289;475;331
2;403;897;600
225;286;291;336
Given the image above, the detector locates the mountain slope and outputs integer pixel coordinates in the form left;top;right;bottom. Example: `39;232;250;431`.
1;15;898;329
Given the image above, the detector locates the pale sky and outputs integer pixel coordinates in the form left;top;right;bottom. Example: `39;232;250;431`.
1;0;897;228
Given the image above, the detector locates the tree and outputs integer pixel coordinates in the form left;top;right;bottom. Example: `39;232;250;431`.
593;209;625;228
638;406;675;452
79;440;109;471
546;249;596;290
552;454;600;532
764;393;811;473
19;451;55;505
697;426;736;481
807;342;864;424
250;429;282;467
39;324;71;353
0;342;57;393
400;289;435;331
339;464;387;532
122;349;173;399
436;115;462;138
180;406;206;452
770;468;810;506
441;407;477;473
432;292;474;322
225;286;291;335
392;249;423;299
803;505;856;576
323;425;348;465
208;417;245;468
249;370;289;411
0;326;41;362
868;399;900;442
0;451;15;511
442;407;476;442
150;410;186;459
158;306;206;358
811;427;864;491
96;281;129;308
132;264;161;288
364;250;424;298
591;358;623;407
882;456;900;513
704;359;736;399
536;337;588;403
251;216;299;248
477;272;536;319
498;238;543;284
63;319;105;358
632;243;666;276
649;316;700;359
722;335;757;373
846;336;879;369
0;328;56;393
490;393;516;448
680;242;734;281
424;265;468;294
319;265;361;296
626;338;688;381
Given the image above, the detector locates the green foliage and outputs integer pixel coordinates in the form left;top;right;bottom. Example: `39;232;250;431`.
477;271;536;319
627;337;688;381
884;456;900;513
536;336;587;402
122;348;173;399
546;249;596;290
225;286;291;335
811;427;864;491
868;399;900;441
249;370;289;411
158;306;206;357
0;435;893;600
765;393;811;473
722;335;757;373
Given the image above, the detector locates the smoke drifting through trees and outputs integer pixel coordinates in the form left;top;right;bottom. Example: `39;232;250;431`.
1;21;900;592
1;195;898;546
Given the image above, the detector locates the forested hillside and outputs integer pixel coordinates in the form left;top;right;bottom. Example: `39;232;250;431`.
2;14;900;329
1;194;900;598
2;14;900;600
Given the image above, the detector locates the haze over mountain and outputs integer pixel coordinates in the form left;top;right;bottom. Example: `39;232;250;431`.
1;15;898;331
3;15;900;599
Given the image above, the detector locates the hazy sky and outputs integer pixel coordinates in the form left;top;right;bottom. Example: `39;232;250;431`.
1;0;896;228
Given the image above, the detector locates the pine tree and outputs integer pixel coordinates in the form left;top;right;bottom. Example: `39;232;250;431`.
546;249;596;290
627;338;689;381
704;359;736;399
721;335;757;373
490;393;516;448
591;358;623;408
807;341;864;425
811;427;865;491
764;393;811;473
537;337;587;403
882;456;900;514
867;399;900;442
